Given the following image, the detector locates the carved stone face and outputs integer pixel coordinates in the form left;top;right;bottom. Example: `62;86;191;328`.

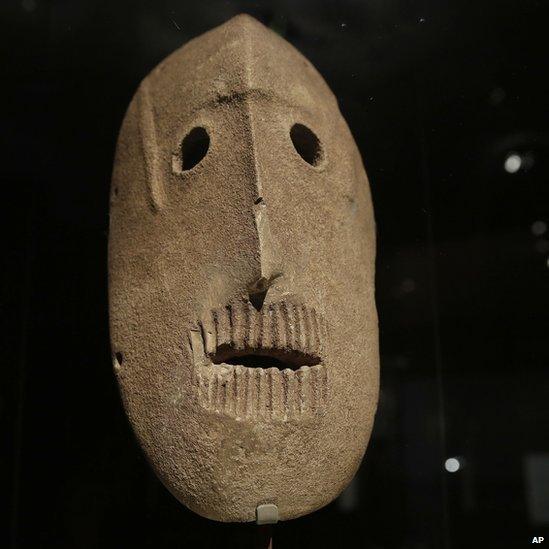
109;14;378;522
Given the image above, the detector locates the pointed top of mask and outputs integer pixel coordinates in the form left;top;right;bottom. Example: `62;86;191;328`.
140;14;338;120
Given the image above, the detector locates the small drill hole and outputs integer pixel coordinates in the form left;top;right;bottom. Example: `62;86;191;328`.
254;196;264;205
290;123;323;167
181;127;210;171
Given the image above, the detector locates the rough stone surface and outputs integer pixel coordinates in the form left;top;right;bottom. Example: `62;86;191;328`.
109;14;379;523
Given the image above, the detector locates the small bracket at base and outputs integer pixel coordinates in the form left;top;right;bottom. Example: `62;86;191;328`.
256;504;279;525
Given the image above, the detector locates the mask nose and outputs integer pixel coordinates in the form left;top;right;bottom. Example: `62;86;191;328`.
247;274;280;311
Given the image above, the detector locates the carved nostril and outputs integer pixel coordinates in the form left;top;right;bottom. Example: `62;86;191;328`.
247;273;282;311
249;289;268;311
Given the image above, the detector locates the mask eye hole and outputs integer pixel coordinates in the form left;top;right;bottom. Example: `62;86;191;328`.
290;123;324;167
180;127;210;171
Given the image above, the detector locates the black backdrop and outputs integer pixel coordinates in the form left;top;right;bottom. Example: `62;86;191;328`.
4;1;549;547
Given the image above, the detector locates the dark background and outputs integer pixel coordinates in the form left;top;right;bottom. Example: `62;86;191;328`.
4;0;549;547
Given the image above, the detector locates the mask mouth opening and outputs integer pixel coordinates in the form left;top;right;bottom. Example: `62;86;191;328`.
191;300;329;418
210;345;320;372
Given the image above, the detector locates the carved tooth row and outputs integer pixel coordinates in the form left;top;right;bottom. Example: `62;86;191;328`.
194;363;328;420
198;300;326;356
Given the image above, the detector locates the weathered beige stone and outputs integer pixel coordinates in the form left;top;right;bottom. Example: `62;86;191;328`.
109;14;379;522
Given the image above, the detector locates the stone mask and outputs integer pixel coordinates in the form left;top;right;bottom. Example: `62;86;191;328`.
109;14;378;522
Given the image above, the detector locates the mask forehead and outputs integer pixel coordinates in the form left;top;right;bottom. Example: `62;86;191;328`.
147;15;338;127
